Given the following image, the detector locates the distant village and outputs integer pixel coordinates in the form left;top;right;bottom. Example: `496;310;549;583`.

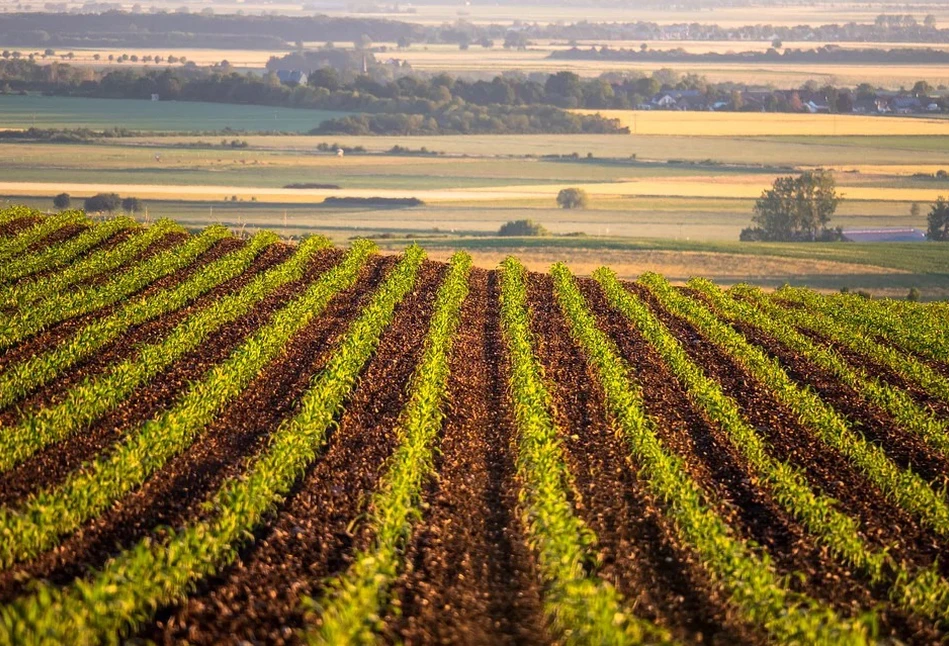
638;88;946;114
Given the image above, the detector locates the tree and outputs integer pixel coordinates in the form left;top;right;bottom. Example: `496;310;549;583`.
907;287;921;302
910;202;921;219
924;14;937;28
122;196;144;213
84;193;122;213
556;187;589;209
354;34;373;50
397;36;411;49
772;38;783;49
745;170;841;241
926;197;949;241
53;193;71;209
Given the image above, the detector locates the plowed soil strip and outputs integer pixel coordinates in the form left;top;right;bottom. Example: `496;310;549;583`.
0;243;294;423
525;273;755;645
796;327;949;420
21;224;86;255
143;261;444;645
0;253;391;605
0;231;208;371
724;316;949;490
634;283;948;576
0;248;346;508
385;269;548;646
583;280;933;640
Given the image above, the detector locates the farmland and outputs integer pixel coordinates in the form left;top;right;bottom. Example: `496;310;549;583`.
2;206;949;644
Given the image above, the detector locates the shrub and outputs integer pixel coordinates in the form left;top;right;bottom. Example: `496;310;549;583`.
121;197;144;213
907;287;921;302
83;193;122;213
498;219;549;236
53;193;71;210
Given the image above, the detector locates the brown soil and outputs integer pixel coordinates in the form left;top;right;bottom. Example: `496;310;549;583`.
525;273;759;645
384;269;549;645
141;261;444;645
0;216;41;238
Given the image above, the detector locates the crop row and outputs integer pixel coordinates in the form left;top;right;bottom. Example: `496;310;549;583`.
498;258;668;645
0;239;375;568
0;205;38;229
0;216;135;285
0;230;277;412
552;265;869;644
0;245;426;644
0;235;331;473
311;252;471;643
0;211;87;265
594;269;949;626
644;275;949;539
0;218;184;312
0;224;229;351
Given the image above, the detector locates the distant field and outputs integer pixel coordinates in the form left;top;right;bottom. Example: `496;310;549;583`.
0;95;345;132
575;110;949;137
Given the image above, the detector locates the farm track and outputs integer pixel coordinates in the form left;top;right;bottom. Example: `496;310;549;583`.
0;249;380;605
0;230;196;371
0;242;294;426
634;284;949;578
0;246;339;508
144;260;443;645
525;273;756;645
385;269;548;646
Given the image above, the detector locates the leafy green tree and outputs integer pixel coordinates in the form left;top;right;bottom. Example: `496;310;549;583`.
744;170;840;241
498;219;548;236
52;193;71;210
926;197;949;241
84;192;122;213
556;187;589;209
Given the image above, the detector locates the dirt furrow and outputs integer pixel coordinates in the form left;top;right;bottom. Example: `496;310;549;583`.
526;273;757;645
633;283;949;578
0;252;390;604
141;261;444;646
0;248;343;508
0;216;40;238
385;269;549;646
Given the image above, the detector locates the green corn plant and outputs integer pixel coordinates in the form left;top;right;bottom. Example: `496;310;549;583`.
0;211;88;264
596;268;949;626
0;236;330;473
0;218;183;311
0;239;376;568
0;245;425;645
0;224;230;350
0;229;277;411
554;264;872;645
307;252;471;643
497;258;671;646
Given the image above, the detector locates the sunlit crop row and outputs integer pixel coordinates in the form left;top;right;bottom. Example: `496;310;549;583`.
0;211;87;265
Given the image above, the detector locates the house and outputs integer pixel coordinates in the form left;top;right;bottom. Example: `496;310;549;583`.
650;90;707;110
887;96;923;114
276;70;308;86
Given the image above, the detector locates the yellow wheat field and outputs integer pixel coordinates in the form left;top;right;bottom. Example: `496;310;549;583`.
576;110;949;137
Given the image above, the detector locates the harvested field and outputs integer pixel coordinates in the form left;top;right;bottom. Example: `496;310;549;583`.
2;206;949;645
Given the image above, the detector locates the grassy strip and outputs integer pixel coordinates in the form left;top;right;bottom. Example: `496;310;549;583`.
0;211;87;264
720;284;949;458
554;264;871;645
775;287;949;376
640;273;949;539
307;252;471;643
0;225;229;351
596;269;949;625
0;240;376;569
498;258;669;645
0;236;329;474
0;216;136;285
0;218;183;311
0;245;424;644
0;230;277;411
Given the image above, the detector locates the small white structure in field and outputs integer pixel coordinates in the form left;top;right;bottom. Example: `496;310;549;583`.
336;148;345;157
151;93;159;101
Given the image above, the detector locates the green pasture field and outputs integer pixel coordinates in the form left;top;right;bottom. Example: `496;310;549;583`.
0;95;345;132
